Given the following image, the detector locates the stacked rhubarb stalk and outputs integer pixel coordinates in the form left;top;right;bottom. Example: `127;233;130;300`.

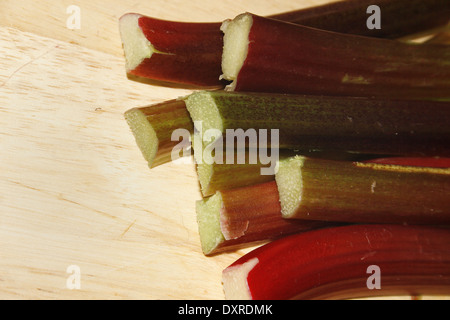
120;0;450;300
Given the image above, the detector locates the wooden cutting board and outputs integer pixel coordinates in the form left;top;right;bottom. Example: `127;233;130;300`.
1;0;340;300
3;0;446;301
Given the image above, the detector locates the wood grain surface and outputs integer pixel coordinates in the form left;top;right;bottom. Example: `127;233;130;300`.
1;0;446;301
0;0;339;300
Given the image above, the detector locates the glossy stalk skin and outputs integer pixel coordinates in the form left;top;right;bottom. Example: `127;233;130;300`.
271;0;450;39
131;16;224;87
222;224;450;300
225;13;450;100
275;156;450;224
124;99;193;168
120;0;449;87
197;181;334;255
184;91;450;158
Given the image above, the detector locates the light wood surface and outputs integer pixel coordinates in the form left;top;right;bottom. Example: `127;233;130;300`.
0;0;338;300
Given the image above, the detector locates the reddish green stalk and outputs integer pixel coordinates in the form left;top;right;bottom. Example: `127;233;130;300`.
275;156;450;224
119;0;449;87
124;99;193;168
196;181;335;255
222;224;450;300
221;13;450;100
197;148;379;197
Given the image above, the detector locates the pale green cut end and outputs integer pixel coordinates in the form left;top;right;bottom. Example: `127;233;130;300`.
196;193;225;255
275;156;305;218
220;13;253;90
196;163;214;196
119;13;155;72
184;91;224;136
124;108;158;167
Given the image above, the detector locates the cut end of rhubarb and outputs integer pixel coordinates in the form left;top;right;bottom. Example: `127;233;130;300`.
220;13;253;90
124;108;158;168
184;91;224;136
222;257;258;300
196;163;214;196
275;156;304;218
119;13;155;72
196;194;225;255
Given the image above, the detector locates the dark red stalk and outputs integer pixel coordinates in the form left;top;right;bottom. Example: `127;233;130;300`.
273;0;450;39
119;0;449;87
133;17;223;87
222;13;450;100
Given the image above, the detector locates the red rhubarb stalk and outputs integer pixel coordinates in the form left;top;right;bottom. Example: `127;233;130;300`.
222;224;450;300
221;13;450;100
119;13;224;87
119;0;450;87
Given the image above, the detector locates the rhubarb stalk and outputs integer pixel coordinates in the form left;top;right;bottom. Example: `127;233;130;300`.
124;99;193;168
221;13;450;99
275;156;450;224
184;91;450;158
271;0;450;40
119;0;450;87
222;224;450;300
196;181;334;255
196;159;273;198
196;148;382;197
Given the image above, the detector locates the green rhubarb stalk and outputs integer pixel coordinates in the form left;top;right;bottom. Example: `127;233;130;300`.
196;147;382;197
275;156;450;224
196;160;273;198
184;91;450;158
124;99;193;168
